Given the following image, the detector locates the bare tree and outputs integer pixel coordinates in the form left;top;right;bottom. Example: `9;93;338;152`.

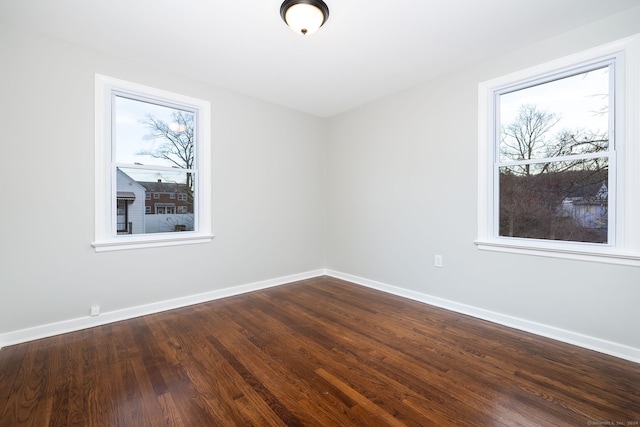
499;104;608;242
139;111;196;232
551;129;608;158
502;104;608;173
500;104;559;175
138;110;195;190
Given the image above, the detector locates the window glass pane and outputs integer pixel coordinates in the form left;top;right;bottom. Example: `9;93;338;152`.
499;158;608;243
116;168;195;235
499;67;609;162
114;95;195;169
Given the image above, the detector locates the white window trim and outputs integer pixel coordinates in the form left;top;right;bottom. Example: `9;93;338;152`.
93;74;213;252
476;35;640;267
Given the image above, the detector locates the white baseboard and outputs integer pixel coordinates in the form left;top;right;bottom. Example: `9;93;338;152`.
326;270;640;364
3;268;639;364
0;269;325;349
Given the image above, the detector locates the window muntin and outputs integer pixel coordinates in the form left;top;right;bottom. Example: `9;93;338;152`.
495;64;612;244
94;75;212;251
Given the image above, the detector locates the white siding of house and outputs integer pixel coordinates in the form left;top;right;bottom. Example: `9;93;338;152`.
116;169;146;235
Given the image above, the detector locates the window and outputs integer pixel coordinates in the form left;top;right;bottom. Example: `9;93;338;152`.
93;75;212;251
177;193;187;201
156;205;176;215
477;35;640;266
498;64;612;244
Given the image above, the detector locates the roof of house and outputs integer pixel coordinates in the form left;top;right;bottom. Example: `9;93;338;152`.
116;191;136;201
138;180;189;193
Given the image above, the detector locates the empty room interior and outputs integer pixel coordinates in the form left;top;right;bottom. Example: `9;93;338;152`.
1;1;640;425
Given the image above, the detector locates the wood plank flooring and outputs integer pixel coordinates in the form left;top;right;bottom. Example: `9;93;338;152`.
1;276;639;426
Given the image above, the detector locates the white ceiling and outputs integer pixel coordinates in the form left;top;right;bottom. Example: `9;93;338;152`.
2;0;639;117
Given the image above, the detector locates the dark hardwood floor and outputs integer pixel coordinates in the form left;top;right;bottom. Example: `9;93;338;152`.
1;276;639;426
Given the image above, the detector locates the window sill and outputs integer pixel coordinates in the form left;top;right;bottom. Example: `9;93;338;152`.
475;239;640;267
93;234;214;252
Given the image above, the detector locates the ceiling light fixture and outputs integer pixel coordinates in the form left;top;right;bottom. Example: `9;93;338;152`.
280;0;329;36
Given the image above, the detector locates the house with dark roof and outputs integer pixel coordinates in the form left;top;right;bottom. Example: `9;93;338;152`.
116;172;194;234
138;179;192;216
561;181;608;229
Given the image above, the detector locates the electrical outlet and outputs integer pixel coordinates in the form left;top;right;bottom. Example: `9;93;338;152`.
434;254;443;268
90;305;100;317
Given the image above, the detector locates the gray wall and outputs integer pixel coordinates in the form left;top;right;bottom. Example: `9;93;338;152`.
1;6;639;356
0;23;326;334
326;7;640;351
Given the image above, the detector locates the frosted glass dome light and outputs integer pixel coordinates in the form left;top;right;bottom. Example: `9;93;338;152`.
280;0;329;36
